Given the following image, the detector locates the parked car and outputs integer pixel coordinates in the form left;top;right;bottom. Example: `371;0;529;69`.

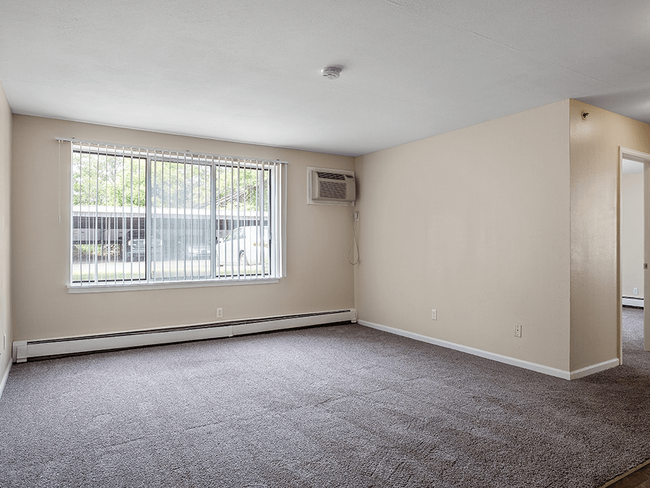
125;231;163;262
126;238;146;261
217;226;270;269
186;242;210;259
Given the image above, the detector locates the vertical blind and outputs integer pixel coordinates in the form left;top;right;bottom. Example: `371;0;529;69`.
68;140;284;286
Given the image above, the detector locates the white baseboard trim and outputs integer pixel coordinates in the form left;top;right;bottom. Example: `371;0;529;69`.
358;319;615;380
622;296;644;308
359;319;572;380
360;320;621;380
12;309;357;362
0;360;11;400
569;358;620;380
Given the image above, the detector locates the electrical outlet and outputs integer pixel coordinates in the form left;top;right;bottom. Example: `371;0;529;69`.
514;324;522;338
634;287;639;295
431;309;437;320
217;308;223;319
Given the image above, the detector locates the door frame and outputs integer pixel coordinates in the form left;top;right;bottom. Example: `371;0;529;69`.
618;147;650;361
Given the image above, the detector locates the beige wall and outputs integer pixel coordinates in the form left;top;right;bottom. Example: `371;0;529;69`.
621;172;644;299
11;115;355;341
9;100;650;378
0;82;12;382
569;100;650;370
354;100;572;372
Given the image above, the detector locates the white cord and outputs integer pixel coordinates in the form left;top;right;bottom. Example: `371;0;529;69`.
58;140;61;223
348;215;359;265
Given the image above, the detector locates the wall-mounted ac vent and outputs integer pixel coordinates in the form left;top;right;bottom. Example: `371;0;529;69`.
308;167;356;206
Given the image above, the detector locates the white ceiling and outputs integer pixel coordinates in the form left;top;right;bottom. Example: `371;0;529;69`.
1;0;649;157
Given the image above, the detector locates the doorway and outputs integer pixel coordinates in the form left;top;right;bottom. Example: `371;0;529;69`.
619;147;650;362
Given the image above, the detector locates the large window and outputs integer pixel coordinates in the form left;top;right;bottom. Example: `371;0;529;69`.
69;141;285;287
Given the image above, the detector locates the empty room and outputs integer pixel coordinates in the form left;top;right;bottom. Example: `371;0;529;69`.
2;1;650;487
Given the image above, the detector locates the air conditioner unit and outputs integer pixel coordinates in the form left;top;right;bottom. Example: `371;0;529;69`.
308;167;356;206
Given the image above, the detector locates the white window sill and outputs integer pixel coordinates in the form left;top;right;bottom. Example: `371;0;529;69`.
68;277;280;293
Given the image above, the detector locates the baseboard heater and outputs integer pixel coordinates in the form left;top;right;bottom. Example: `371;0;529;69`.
622;296;644;308
12;309;357;363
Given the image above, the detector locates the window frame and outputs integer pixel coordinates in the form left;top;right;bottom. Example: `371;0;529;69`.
65;139;286;292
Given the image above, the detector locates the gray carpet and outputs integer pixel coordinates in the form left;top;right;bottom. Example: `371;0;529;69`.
2;309;650;487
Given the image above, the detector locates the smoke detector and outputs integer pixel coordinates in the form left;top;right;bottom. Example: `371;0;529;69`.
321;66;342;79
